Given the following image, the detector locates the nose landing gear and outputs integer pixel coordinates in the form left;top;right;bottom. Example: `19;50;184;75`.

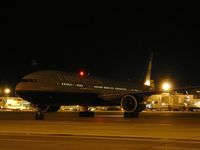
35;107;45;120
35;111;44;120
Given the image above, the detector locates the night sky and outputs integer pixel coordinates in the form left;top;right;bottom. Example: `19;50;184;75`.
1;6;200;91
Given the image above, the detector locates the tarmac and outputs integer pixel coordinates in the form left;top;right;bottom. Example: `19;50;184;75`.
0;111;200;141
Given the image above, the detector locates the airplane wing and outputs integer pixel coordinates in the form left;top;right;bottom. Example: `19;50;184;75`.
98;86;200;101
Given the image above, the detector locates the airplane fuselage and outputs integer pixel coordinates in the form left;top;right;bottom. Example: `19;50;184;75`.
15;70;141;107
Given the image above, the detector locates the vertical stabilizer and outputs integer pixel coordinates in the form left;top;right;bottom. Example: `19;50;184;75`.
144;52;154;90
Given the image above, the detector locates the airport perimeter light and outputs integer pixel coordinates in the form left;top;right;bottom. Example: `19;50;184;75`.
162;82;171;91
4;88;11;95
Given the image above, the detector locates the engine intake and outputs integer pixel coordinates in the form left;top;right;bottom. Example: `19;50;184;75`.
121;95;138;112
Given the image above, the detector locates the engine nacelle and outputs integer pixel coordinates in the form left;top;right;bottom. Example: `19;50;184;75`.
121;95;138;112
37;105;61;113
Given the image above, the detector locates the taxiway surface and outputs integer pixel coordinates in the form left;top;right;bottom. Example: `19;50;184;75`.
0;111;199;149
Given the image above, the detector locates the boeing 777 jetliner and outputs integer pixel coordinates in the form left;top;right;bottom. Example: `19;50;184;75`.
16;53;156;120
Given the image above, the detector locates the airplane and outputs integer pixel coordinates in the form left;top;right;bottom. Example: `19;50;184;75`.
14;52;159;120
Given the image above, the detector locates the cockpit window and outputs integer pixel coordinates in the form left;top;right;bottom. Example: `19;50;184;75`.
21;79;37;83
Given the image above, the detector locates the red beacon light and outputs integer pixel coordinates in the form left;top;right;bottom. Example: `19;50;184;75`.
79;71;85;77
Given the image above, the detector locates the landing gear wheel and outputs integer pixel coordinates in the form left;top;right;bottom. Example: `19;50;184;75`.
124;112;139;118
79;111;94;117
35;111;44;120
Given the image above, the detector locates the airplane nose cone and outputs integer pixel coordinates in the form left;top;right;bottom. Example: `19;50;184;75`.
15;82;26;92
15;83;21;92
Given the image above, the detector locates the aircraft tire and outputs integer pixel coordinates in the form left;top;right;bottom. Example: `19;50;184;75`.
79;111;94;117
124;112;139;118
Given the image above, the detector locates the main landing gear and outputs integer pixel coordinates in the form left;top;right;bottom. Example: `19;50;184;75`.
123;112;139;118
78;106;94;117
79;111;94;117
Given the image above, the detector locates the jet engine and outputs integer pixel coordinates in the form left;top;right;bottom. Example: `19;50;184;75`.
121;95;146;113
121;95;147;118
37;105;61;113
121;95;138;112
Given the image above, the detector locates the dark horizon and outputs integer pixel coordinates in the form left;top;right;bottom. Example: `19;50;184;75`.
1;7;200;90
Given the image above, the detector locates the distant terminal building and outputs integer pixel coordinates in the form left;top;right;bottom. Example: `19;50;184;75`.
146;93;200;111
0;94;200;112
60;105;121;112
